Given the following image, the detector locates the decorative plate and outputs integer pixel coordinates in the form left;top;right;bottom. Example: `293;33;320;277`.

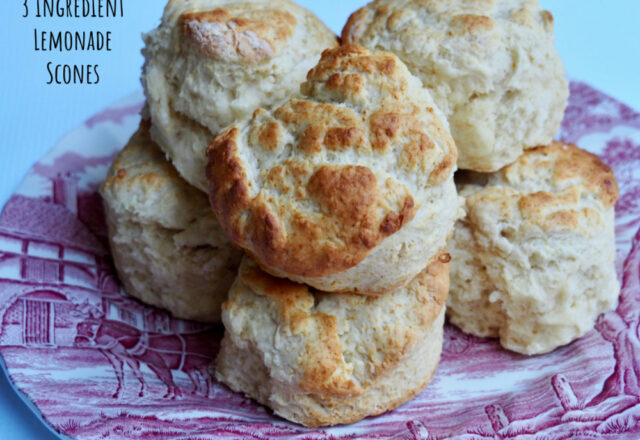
1;82;640;440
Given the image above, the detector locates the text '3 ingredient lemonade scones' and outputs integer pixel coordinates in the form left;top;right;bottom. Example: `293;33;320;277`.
100;123;243;323
448;142;620;355
142;0;338;191
215;255;450;427
206;45;459;294
343;0;569;172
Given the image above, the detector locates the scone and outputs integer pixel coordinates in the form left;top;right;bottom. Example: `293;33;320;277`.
343;0;569;172
215;254;449;427
100;122;243;323
448;142;620;355
206;45;458;295
142;0;338;191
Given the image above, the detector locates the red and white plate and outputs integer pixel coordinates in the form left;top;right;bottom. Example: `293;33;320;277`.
1;83;640;439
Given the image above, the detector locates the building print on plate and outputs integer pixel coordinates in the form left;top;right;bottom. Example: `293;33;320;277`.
0;172;120;349
0;85;639;438
0;169;214;383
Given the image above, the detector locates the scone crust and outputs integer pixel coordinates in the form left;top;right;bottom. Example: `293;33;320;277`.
142;0;338;191
215;253;449;427
448;142;620;354
343;0;569;172
207;45;458;294
100;122;242;323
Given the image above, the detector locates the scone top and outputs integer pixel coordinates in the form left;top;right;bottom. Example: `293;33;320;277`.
206;45;457;291
343;0;568;172
181;5;297;64
142;0;338;190
461;142;619;235
498;143;619;208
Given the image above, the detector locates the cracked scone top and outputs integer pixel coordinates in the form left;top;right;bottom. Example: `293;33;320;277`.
215;255;449;427
142;0;338;191
343;0;569;172
100;122;243;323
448;142;620;354
206;45;459;294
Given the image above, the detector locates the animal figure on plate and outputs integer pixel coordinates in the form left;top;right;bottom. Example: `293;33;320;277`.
73;303;216;399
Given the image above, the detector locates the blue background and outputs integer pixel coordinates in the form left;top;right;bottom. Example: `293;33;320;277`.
0;1;639;438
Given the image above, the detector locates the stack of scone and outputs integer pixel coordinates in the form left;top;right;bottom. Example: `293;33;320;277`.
100;0;621;428
102;0;337;323
208;44;458;426
344;0;620;355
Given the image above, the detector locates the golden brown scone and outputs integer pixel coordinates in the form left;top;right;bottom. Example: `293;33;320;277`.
448;142;620;354
206;45;459;295
215;254;450;427
142;0;338;191
343;0;569;172
100;122;243;323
